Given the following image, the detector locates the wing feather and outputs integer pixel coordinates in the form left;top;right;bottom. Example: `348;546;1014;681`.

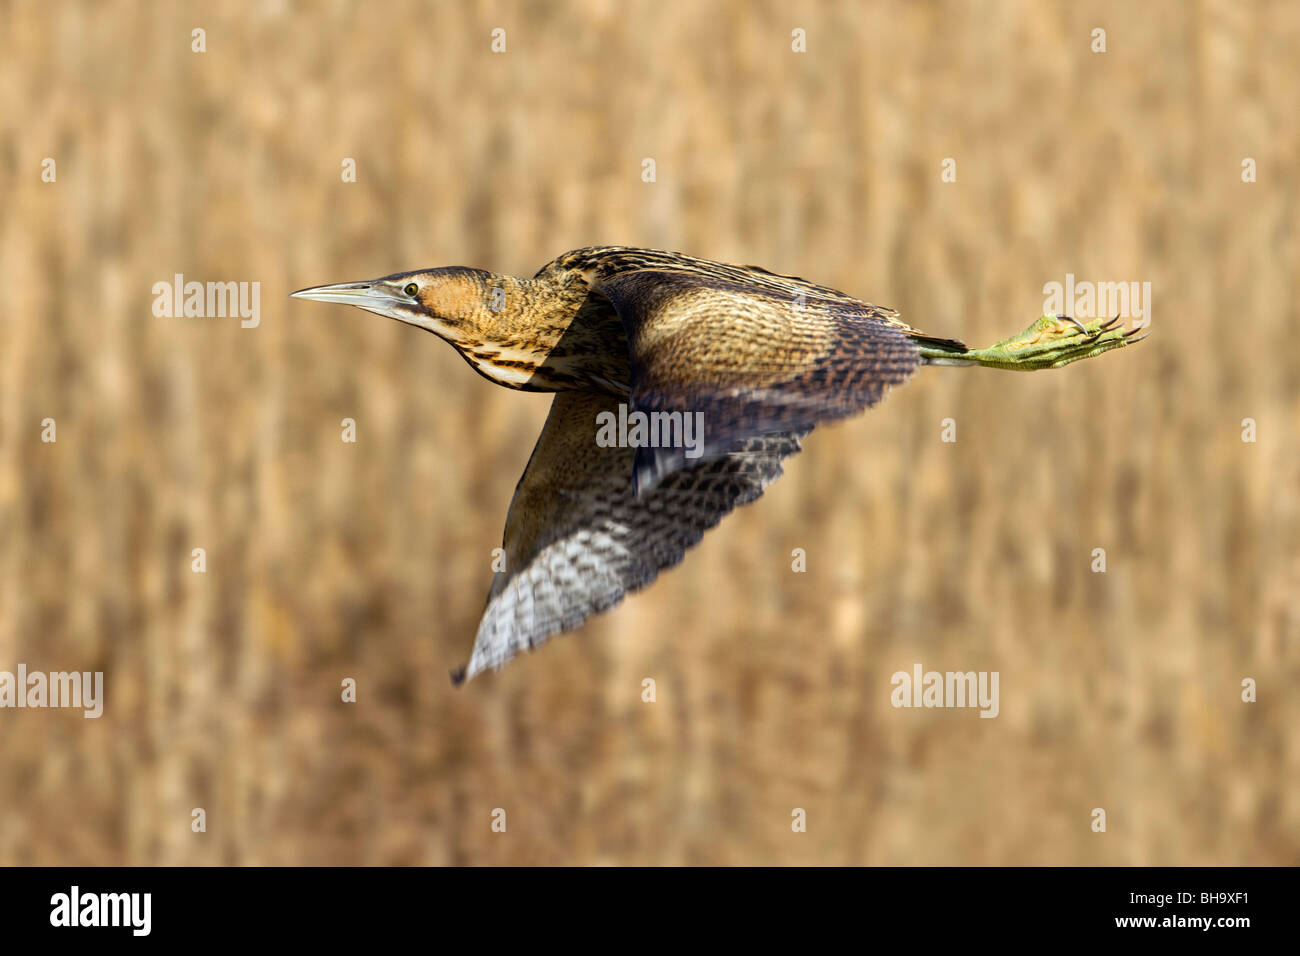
455;391;805;682
587;266;924;490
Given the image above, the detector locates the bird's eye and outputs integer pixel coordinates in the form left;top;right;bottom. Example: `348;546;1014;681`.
403;282;419;297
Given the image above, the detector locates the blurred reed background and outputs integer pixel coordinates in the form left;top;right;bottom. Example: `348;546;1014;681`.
0;0;1296;865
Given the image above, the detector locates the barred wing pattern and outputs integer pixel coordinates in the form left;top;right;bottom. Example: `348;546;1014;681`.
455;390;806;682
588;266;932;490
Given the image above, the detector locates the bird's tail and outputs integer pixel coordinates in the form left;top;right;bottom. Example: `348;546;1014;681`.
908;331;968;354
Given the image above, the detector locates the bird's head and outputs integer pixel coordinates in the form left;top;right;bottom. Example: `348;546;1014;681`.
292;264;628;393
291;267;512;345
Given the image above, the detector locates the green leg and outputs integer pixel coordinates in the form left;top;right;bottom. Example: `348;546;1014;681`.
919;314;1146;370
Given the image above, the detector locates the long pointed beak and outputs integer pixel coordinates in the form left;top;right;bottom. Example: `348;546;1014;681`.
290;281;398;308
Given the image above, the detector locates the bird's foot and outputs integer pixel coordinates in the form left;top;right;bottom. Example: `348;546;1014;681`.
958;314;1146;370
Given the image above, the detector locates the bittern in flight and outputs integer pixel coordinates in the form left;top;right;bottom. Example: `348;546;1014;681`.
292;246;1143;683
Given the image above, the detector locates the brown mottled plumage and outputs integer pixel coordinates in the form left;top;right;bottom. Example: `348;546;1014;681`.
291;245;1141;682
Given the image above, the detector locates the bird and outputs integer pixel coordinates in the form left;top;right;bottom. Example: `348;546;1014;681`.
291;246;1144;683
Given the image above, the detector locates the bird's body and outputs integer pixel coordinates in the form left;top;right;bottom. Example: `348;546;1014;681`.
292;246;1142;682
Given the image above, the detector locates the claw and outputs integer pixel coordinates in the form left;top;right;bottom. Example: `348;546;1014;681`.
1123;325;1147;339
1077;313;1123;343
1060;314;1090;335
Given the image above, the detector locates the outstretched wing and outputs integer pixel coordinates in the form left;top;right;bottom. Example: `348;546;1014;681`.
455;390;806;683
561;250;955;490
